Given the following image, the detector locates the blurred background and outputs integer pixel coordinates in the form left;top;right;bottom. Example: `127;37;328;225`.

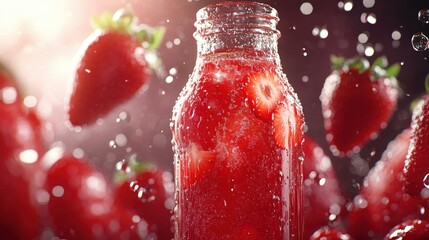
0;0;428;197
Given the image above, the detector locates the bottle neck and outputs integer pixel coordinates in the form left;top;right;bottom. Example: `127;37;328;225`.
194;2;281;63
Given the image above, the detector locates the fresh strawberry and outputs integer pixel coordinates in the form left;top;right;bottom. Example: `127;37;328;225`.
310;227;353;240
0;66;46;239
0;152;40;240
273;102;303;149
245;71;282;121
403;87;429;196
384;219;429;240
114;157;174;240
68;9;164;126
185;142;216;186
347;129;429;239
320;56;400;156
45;156;146;240
302;135;345;240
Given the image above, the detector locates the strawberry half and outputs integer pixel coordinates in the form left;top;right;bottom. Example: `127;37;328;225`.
403;92;429;197
68;9;164;126
320;56;400;156
273;102;303;149
185;143;216;186
245;71;282;121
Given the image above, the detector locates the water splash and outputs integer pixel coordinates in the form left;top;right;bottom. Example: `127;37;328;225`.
411;32;429;51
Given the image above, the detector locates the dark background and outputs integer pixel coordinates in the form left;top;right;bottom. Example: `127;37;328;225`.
50;0;429;198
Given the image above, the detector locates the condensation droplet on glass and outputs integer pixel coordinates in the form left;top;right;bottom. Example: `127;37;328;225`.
418;9;429;24
300;2;313;15
363;0;375;8
423;173;429;189
23;95;38;108
411;32;429;52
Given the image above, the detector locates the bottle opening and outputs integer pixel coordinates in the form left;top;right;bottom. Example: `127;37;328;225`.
195;1;280;38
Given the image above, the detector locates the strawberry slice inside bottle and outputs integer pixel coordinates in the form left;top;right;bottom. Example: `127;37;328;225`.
185;143;216;186
245;71;281;121
273;103;302;149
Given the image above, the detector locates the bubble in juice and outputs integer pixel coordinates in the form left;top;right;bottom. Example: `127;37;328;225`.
411;32;429;52
418;9;429;24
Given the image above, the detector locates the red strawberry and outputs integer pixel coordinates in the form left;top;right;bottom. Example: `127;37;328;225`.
347;129;429;239
45;156;146;240
310;227;353;240
245;71;282;121
403;93;429;197
68;9;164;126
320;56;399;156
0;66;46;239
384;219;429;240
302;135;345;239
114;157;174;240
273;102;303;149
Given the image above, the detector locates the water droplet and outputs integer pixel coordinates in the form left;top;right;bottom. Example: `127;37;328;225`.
418;9;429;24
300;2;313;15
115;134;128;147
358;32;369;43
109;140;117;149
344;1;353;11
115;159;131;173
1;87;17;104
412;32;429;51
18;149;39;164
366;13;377;24
72;148;84;158
423;173;429;188
363;0;375;8
23;95;38;108
169;67;177;76
116;111;131;123
302;75;309;83
392;30;401;40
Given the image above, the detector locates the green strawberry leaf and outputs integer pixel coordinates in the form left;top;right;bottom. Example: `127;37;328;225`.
91;8;165;51
114;154;152;184
330;55;345;71
385;63;401;78
371;56;388;69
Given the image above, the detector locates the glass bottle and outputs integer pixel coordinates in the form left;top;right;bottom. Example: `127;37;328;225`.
171;2;304;239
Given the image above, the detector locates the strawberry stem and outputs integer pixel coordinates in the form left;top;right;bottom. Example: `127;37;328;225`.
91;8;165;51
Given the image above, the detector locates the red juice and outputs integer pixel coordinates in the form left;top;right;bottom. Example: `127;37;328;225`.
171;2;304;239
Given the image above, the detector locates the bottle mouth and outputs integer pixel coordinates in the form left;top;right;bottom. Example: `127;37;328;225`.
195;1;280;38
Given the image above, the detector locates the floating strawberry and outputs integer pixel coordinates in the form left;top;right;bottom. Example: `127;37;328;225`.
347;129;429;239
320;56;400;156
245;71;282;121
68;9;164;126
384;219;429;240
310;226;353;240
403;78;429;196
114;156;174;240
0;65;46;239
302;135;345;239
45;156;145;239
